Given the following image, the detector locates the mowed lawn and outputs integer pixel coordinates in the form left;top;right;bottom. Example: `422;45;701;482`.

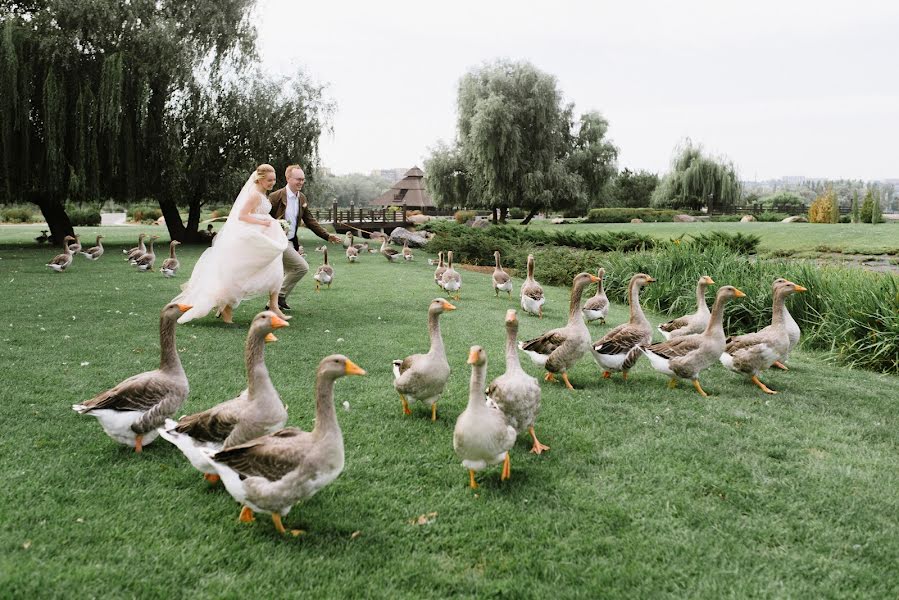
2;224;899;598
525;219;899;255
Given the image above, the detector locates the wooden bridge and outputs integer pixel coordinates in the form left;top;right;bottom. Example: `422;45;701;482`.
310;202;409;236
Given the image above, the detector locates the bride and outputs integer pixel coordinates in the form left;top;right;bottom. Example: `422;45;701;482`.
174;164;290;324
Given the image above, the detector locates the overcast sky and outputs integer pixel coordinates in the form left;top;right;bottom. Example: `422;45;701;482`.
256;0;899;181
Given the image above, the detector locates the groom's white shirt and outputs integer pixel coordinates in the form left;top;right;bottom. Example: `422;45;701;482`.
284;187;300;240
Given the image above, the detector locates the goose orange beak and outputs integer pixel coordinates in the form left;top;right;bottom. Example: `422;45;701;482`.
794;284;807;293
647;276;657;283
177;304;193;313
705;276;715;284
733;288;746;298
467;349;479;364
264;333;278;343
270;315;290;329
442;301;457;311
589;275;600;282
344;359;366;376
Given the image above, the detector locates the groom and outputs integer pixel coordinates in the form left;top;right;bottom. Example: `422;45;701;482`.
269;164;340;310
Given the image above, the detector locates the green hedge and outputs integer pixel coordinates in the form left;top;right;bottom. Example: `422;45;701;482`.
586;208;680;223
0;205;40;223
68;207;101;226
127;204;163;222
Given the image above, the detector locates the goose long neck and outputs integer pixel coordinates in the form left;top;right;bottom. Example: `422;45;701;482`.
169;244;176;258
312;374;339;436
527;257;534;280
467;363;487;410
159;314;183;372
703;294;728;339
569;281;587;323
147;239;155;253
696;282;710;313
628;281;648;326
771;290;787;327
505;322;522;372
427;310;445;356
244;330;274;400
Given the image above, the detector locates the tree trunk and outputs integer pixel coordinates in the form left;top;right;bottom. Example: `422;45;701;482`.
500;206;508;223
521;206;541;225
159;197;188;242
33;197;74;242
491;206;498;224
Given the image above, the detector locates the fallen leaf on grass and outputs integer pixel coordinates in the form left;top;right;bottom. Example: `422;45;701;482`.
22;540;31;550
350;530;362;539
76;518;84;523
410;512;438;526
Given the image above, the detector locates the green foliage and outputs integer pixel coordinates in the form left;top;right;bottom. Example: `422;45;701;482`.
851;190;861;223
808;190;838;223
585;208;679;223
66;206;101;226
860;190;874;223
0;205;39;223
603;168;659;208
651;140;741;211
127;205;163;222
305;172;391;207
710;214;742;222
681;231;761;254
871;192;883;224
759;191;805;213
757;212;790;222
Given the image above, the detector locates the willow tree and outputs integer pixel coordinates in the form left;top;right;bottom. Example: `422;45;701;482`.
0;0;257;241
426;60;616;224
651;141;741;211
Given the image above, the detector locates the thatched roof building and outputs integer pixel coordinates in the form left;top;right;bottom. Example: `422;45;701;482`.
371;166;435;209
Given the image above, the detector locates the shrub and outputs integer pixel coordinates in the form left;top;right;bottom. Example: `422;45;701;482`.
454;210;477;224
68;207;101;226
860;191;874;222
508;207;526;219
808;195;832;223
128;204;163;222
710;214;742;222
757;212;790;222
0;205;39;223
683;231;761;254
839;215;851;224
586;208;679;223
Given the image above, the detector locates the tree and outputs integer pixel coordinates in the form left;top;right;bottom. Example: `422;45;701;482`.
426;60;617;224
851;190;860;223
829;188;840;224
0;0;259;241
651;141;740;211
871;190;883;224
603;169;659;208
860;190;874;223
808;190;836;223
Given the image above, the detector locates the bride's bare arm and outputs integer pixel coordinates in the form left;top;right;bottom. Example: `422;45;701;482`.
238;194;272;227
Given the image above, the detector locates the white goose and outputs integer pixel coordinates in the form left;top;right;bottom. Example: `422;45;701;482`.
520;254;545;317
492;251;513;297
80;235;105;261
582;267;609;323
591;273;655;380
657;276;715;340
313;247;334;291
439;251;462;299
160;241;181;277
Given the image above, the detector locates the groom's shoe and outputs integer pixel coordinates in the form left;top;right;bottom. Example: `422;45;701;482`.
277;297;292;311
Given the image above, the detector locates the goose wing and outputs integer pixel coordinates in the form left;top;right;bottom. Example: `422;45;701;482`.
212;427;309;481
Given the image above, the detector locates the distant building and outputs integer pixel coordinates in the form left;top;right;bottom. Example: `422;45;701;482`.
370;166;436;211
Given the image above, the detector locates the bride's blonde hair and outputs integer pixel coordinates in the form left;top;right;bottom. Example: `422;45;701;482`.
254;164;275;182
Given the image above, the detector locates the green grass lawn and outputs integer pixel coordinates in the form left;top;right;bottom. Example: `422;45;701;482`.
524;220;899;255
2;225;899;597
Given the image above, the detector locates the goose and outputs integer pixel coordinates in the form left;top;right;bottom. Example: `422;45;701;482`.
402;242;414;261
205;354;366;536
771;278;802;370
343;231;353;249
492;251;513;297
66;234;82;254
352;241;370;254
133;235;159;271
719;280;807;394
487;310;547;454
313;247;334;291
35;230;49;244
380;237;402;262
314;245;327;253
439;251;462;299
433;251;447;286
591;273;656;380
80;235;105;261
125;233;147;260
453;346;517;489
46;237;75;272
640;286;745;397
520;254;545;318
428;258;438;266
72;303;191;452
345;244;359;263
160;241;181;277
159;312;290;483
519;272;599;389
392;298;456;420
582;267;609;324
658;276;715;340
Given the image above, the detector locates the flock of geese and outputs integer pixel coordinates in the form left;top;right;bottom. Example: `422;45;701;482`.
60;229;805;537
44;232;182;277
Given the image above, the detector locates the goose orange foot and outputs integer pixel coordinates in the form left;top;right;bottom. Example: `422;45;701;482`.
544;372;556;383
751;375;778;395
561;372;575;390
134;435;143;453
692;379;709;397
239;506;255;523
773;361;789;371
431;403;437;421
602;371;612;379
528;426;550;455
204;473;220;485
468;469;478;489
399;394;412;416
271;513;304;536
500;453;511;482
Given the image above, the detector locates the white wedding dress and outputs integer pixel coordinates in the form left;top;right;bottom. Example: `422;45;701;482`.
173;175;288;324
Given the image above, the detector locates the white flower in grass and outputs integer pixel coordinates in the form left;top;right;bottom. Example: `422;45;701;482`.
343;401;350;411
80;361;90;367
